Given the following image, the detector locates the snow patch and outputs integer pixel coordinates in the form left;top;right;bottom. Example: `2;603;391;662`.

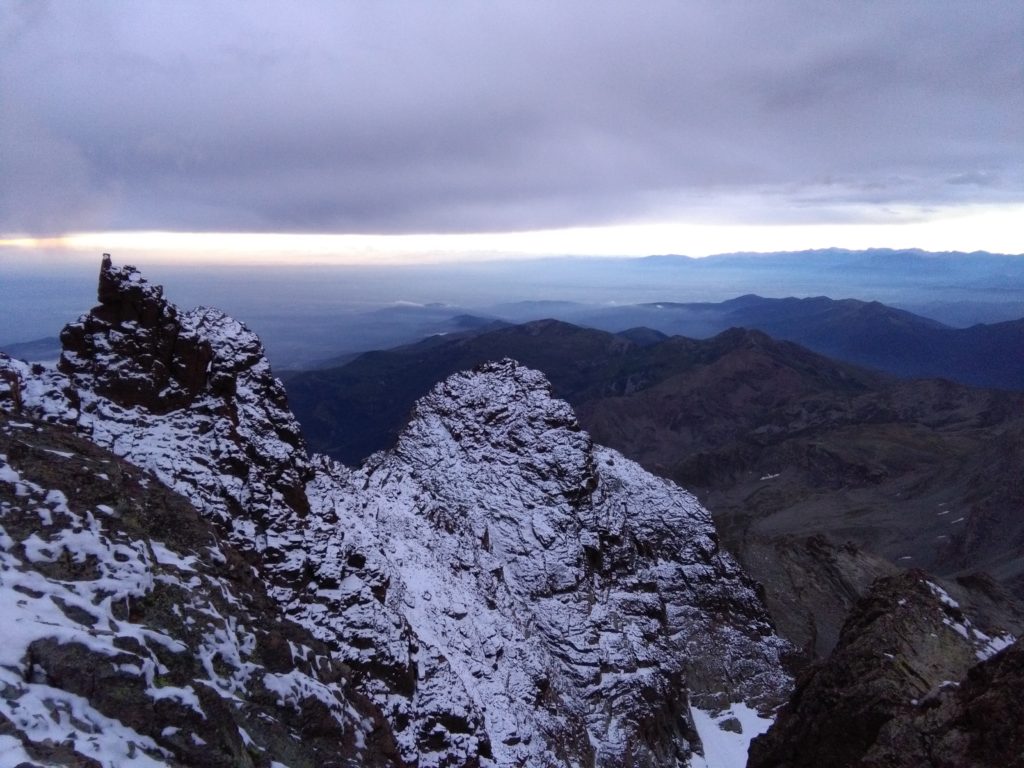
689;702;774;768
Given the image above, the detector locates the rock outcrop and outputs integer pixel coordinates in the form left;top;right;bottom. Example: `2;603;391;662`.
748;570;1017;768
9;257;313;581
301;360;793;765
59;254;214;412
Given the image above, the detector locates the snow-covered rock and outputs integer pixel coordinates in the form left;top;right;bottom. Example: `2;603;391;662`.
0;412;397;767
7;257;313;585
301;360;792;765
1;257;794;766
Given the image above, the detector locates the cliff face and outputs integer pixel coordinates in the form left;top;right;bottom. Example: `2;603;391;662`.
0;258;794;766
748;571;1018;768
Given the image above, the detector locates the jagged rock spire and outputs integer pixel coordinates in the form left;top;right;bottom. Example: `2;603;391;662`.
53;254;312;546
59;254;212;411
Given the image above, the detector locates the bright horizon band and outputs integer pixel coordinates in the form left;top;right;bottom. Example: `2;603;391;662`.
1;204;1022;265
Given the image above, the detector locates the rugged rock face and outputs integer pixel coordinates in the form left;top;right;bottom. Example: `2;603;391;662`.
867;637;1024;768
748;571;1017;768
299;360;793;765
0;411;398;767
737;535;898;663
9;257;313;584
0;258;795;766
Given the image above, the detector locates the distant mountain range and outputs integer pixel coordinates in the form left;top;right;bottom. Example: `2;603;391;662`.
289;293;1024;391
0;336;61;363
564;294;1024;390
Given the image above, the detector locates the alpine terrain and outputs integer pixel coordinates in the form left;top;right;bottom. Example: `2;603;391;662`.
1;257;797;766
283;318;1024;664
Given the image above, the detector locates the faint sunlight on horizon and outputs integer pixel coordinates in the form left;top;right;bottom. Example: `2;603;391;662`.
2;204;1023;266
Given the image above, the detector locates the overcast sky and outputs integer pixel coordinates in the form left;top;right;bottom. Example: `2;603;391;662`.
1;1;1022;252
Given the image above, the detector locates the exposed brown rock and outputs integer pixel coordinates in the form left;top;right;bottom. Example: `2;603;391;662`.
748;570;1019;768
738;535;898;666
865;639;1024;768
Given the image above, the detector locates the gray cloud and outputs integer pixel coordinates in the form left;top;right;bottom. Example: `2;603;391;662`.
1;0;1021;235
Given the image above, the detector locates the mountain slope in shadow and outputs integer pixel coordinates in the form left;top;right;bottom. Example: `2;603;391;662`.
573;295;1024;391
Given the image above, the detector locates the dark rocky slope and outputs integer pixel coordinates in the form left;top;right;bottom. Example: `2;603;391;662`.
870;636;1024;767
748;571;1021;768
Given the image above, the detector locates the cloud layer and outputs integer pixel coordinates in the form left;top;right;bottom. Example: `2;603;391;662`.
2;1;1021;235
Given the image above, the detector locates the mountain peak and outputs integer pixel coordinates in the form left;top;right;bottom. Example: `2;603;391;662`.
347;359;793;762
712;326;776;347
388;357;597;509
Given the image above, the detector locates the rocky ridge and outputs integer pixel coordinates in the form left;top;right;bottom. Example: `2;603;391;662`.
0;258;794;766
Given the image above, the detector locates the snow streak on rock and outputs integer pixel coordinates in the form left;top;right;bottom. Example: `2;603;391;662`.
925;581;1016;661
0;258;793;766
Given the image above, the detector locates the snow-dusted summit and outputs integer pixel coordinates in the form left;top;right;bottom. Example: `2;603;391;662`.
1;257;793;766
308;360;793;764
